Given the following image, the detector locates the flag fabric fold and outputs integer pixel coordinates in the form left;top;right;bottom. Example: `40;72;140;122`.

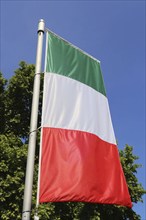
39;31;132;208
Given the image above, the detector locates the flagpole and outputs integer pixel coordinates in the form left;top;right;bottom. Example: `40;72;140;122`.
22;19;45;220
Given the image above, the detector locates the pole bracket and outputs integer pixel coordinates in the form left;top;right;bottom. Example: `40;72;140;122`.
22;210;31;220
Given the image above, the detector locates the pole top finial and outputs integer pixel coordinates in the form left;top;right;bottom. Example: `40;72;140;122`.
38;19;45;33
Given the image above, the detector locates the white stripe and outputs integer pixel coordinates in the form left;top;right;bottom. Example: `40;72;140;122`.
42;73;116;145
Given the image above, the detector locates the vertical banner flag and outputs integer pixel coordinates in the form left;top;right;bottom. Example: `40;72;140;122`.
39;30;132;207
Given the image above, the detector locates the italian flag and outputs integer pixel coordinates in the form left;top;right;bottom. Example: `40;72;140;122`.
39;31;132;207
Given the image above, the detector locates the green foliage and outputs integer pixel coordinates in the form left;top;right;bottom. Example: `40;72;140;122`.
120;145;146;204
4;61;35;139
0;72;7;134
2;61;43;140
0;62;145;219
0;134;27;219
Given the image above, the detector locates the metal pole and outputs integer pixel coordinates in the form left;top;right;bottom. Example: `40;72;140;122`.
22;19;45;220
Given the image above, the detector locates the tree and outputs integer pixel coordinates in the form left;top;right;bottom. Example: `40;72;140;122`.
0;72;7;134
3;61;43;140
0;134;27;219
4;61;35;139
0;62;145;219
120;145;145;204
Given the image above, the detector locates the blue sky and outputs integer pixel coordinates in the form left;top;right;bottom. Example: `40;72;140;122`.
0;0;145;219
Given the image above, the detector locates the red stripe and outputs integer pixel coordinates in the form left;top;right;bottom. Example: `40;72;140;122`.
39;127;132;207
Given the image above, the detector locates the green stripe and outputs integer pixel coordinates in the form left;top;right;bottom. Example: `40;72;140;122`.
46;31;106;96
